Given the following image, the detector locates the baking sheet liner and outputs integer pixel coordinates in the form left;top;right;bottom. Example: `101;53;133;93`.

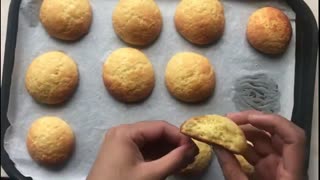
4;0;295;179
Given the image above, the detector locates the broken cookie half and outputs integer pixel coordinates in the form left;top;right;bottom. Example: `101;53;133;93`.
180;114;248;154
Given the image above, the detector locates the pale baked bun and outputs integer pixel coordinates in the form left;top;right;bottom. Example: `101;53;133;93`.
40;0;92;40
180;139;213;176
26;116;75;165
246;7;292;55
25;51;79;104
180;115;248;154
112;0;162;46
165;52;215;103
174;0;225;45
103;48;155;102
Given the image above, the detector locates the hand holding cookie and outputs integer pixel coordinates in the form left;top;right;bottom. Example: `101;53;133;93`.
87;121;198;180
215;111;306;180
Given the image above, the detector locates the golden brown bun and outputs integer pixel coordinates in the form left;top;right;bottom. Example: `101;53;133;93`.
112;0;162;46
40;0;92;41
103;48;155;103
235;155;255;174
165;52;215;103
25;51;79;104
180;139;213;176
26;116;75;165
180;115;248;154
246;7;292;55
174;0;225;45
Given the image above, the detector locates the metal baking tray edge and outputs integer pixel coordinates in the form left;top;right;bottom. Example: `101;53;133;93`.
1;0;318;179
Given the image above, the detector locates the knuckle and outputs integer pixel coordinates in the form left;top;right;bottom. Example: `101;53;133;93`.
119;124;131;129
268;154;279;161
105;127;117;138
105;124;130;138
269;114;288;124
157;120;168;126
245;109;263;114
273;114;286;121
296;128;306;142
104;131;111;140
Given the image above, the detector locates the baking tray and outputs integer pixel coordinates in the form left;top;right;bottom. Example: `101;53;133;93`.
1;0;318;179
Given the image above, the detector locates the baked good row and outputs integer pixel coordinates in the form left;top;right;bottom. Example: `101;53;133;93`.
25;49;215;104
39;0;292;55
26;115;254;176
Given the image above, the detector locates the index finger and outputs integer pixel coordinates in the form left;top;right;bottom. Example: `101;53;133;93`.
247;114;305;144
227;112;306;175
214;145;248;180
227;111;303;143
248;114;306;176
226;110;264;125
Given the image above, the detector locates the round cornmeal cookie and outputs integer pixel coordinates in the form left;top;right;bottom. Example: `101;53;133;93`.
180;115;248;154
246;7;292;55
26;116;75;165
174;0;225;45
112;0;162;46
179;139;213;176
165;52;215;103
25;51;79;105
40;0;92;41
102;48;155;103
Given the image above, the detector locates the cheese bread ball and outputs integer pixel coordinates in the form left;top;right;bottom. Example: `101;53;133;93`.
180;115;248;154
246;7;292;55
25;51;79;104
26;116;75;165
112;0;162;46
40;0;92;40
180;139;213;175
165;52;215;103
175;0;225;45
103;48;155;102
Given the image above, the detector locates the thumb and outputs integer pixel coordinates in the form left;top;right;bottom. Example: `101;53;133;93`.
214;146;248;180
141;143;198;179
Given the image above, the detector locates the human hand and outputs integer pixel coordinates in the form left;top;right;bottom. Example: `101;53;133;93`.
215;110;306;180
87;121;198;180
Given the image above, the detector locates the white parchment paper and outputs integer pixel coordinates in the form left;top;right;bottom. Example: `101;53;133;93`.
4;0;296;179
